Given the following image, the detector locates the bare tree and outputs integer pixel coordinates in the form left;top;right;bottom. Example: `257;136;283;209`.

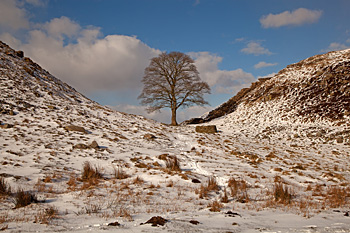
138;52;211;126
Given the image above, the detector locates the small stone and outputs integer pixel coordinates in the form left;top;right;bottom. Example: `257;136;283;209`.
143;134;156;140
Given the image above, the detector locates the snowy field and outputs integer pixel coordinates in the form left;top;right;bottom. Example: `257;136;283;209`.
1;42;350;232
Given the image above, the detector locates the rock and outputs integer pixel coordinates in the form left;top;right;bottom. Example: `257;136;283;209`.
144;216;167;227
336;137;344;143
108;221;120;226
191;178;201;183
15;50;24;58
195;125;218;134
143;133;156;140
64;125;86;133
73;144;89;149
0;124;14;129
225;211;241;217
189;220;200;225
89;140;99;149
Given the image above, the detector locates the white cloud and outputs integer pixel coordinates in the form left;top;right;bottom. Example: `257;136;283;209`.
241;42;272;56
2;16;161;94
321;42;350;52
0;0;30;31
41;16;81;39
254;61;278;69
260;8;322;28
189;52;255;94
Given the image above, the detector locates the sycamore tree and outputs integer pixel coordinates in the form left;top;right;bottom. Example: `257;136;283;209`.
138;51;211;126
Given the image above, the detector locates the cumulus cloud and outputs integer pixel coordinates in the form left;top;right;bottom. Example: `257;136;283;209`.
241;41;272;56
254;61;278;69
2;16;161;93
0;0;30;31
189;52;255;94
260;8;322;28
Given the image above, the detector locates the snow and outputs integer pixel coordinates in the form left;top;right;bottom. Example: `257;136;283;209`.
1;42;350;232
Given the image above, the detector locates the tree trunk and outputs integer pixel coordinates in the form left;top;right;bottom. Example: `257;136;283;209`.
171;107;178;126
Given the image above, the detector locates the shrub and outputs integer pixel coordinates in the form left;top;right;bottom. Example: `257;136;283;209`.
325;186;349;208
112;165;129;179
13;189;38;208
228;177;247;198
0;177;11;196
197;176;219;199
81;161;103;181
34;206;59;224
274;182;292;205
208;200;224;212
165;156;181;172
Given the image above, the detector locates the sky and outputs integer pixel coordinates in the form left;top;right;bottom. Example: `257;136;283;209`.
1;0;350;124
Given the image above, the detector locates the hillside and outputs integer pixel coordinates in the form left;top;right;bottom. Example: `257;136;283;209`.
1;41;350;232
189;49;350;124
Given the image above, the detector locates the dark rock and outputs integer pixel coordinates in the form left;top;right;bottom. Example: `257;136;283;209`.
189;220;200;225
64;125;86;133
225;211;241;217
15;50;24;58
0;124;14;129
195;125;217;134
345;212;349;217
192;178;201;183
108;221;120;226
143;134;156;140
144;216;167;226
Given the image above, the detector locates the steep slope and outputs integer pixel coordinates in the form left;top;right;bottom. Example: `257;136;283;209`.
1;41;350;232
189;49;350;144
190;49;350;124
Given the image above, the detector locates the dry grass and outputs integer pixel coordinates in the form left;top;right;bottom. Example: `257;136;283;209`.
197;176;219;199
324;186;349;208
81;161;103;181
34;206;59;224
273;182;293;205
0;177;11;196
112;165;129;179
165;156;181;172
13;189;38;208
208;200;224;212
227;177;249;202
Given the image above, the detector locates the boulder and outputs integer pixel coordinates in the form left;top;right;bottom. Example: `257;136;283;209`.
89;140;100;149
64;125;86;133
195;125;218;134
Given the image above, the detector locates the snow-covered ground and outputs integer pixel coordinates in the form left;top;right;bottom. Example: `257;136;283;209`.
1;41;350;232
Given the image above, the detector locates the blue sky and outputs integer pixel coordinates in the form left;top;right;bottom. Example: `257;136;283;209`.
1;0;350;123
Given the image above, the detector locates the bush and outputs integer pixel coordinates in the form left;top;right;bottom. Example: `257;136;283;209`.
0;177;11;196
165;156;181;172
13;189;38;208
274;182;292;205
81;161;103;181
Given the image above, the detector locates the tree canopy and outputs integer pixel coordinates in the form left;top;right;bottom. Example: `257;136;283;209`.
138;51;211;125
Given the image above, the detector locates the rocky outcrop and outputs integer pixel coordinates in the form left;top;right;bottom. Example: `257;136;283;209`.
195;125;218;134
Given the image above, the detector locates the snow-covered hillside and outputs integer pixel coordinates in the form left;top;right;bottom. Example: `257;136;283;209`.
1;41;350;232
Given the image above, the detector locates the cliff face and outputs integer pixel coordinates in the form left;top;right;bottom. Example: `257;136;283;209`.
187;49;350;124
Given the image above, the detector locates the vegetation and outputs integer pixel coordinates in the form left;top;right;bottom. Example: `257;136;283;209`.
138;51;210;125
